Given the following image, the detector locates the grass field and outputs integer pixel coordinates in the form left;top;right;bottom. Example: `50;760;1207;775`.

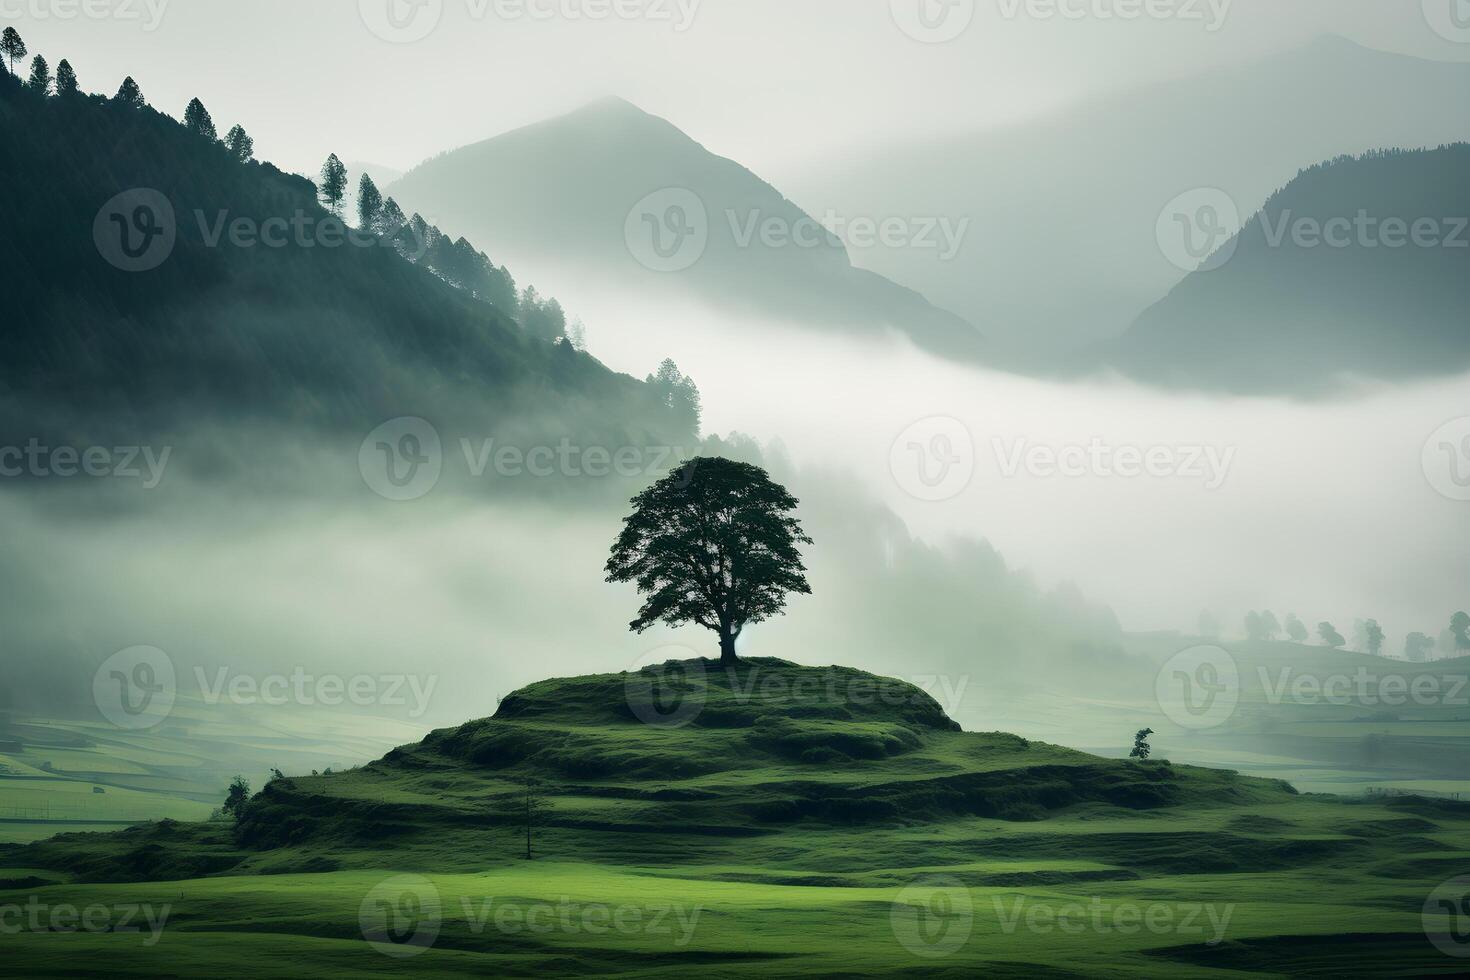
4;657;1470;975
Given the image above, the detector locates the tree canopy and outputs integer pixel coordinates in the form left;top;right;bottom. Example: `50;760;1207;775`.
606;457;812;664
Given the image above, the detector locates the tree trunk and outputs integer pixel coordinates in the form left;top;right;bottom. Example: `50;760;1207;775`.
719;629;739;666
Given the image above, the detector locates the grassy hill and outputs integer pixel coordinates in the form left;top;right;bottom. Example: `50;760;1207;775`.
5;659;1470;975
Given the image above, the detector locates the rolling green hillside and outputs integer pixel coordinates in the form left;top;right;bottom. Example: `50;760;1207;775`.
5;659;1469;976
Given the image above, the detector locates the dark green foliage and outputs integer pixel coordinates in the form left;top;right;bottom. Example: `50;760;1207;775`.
24;54;48;95
113;74;144;106
1318;622;1346;648
222;775;251;819
0;81;682;455
53;58;76;96
182;96;217;141
356;172;382;229
606;458;812;663
391;213;521;313
1130;727;1154;760
318;152;347;214
224;123;253;162
0;27;24;74
1284;613;1308;643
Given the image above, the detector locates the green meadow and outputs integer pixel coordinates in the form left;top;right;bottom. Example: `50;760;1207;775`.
4;658;1470;976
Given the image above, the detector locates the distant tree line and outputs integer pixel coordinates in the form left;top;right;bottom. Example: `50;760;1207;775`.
1204;607;1470;661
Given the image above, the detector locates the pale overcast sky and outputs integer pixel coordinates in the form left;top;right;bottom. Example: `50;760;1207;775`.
12;0;1468;180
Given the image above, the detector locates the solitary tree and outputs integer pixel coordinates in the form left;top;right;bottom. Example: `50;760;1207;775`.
1;27;25;75
221;775;250;820
1284;613;1308;644
606;457;813;665
1130;728;1154;761
1453;612;1470;652
1405;632;1435;663
183;97;218;141
1260;610;1282;641
1318;622;1346;649
319;153;348;215
24;55;49;94
357;172;383;229
1363;619;1385;657
225;124;254;163
114;75;145;107
54;58;76;96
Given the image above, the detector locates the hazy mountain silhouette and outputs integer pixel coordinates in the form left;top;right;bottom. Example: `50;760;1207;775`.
1109;143;1470;393
386;97;983;361
806;35;1470;366
0;74;682;451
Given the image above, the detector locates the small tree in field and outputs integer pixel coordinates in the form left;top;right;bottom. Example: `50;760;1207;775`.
1130;728;1154;761
1318;622;1346;649
606;457;812;665
1284;613;1308;644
